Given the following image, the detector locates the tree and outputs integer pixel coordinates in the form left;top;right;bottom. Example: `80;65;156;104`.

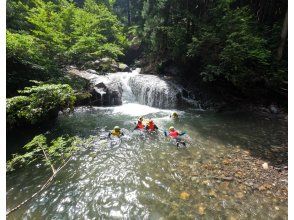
7;0;128;96
277;9;287;61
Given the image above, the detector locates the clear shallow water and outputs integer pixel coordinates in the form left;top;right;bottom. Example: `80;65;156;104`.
7;105;287;219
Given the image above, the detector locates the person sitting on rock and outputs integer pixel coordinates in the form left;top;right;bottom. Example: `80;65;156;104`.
164;126;186;148
134;116;145;131
108;126;124;138
145;119;158;132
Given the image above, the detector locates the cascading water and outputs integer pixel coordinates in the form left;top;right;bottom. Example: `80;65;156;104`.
108;68;183;108
128;74;182;109
108;68;140;104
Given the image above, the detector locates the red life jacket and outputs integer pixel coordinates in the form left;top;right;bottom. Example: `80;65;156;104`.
137;121;144;130
147;123;155;131
169;130;179;138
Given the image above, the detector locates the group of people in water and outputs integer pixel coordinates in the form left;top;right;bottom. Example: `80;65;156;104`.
108;112;187;148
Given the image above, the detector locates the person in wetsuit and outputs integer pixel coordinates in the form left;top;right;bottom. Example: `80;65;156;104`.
145;119;158;132
164;126;186;148
134;116;145;131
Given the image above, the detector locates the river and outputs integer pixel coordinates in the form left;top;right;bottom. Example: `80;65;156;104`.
6;70;287;219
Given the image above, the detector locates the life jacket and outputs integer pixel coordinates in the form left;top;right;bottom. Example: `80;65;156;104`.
136;121;144;130
169;130;179;138
111;130;121;137
147;123;155;131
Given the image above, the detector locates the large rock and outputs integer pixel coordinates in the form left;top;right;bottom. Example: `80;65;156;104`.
82;57;129;74
67;66;123;106
86;69;98;74
118;63;130;72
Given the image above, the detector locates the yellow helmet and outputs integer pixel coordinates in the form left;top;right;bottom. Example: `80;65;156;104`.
114;126;120;131
169;126;175;131
172;112;178;117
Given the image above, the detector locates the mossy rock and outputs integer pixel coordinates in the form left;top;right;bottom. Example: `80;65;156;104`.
118;63;130;72
75;92;92;105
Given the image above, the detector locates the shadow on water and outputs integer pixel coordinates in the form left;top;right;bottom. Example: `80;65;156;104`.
6;120;59;159
183;110;288;167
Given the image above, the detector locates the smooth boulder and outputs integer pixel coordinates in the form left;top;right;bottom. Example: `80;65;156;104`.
67;66;123;106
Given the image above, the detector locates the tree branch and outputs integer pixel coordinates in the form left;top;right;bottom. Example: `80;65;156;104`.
6;156;72;216
40;146;56;174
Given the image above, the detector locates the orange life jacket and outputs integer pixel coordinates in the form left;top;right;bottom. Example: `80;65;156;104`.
147;123;155;131
136;121;144;130
169;130;179;138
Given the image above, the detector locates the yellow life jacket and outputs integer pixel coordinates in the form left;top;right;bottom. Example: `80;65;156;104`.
111;130;121;137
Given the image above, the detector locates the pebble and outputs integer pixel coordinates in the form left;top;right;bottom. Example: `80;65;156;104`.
275;206;280;210
262;162;269;170
191;177;198;181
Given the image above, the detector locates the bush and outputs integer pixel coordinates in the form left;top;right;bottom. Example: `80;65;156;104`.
7;83;76;129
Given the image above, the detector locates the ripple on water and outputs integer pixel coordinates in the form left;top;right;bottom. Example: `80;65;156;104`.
6;108;288;219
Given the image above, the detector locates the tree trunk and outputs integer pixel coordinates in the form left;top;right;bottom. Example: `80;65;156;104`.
127;0;131;26
277;9;288;61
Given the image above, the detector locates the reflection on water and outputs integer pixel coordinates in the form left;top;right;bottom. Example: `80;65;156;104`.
7;106;287;219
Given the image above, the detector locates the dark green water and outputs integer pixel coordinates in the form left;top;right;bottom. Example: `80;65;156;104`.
7;104;288;219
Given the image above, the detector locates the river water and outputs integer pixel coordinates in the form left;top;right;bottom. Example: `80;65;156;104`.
6;71;287;219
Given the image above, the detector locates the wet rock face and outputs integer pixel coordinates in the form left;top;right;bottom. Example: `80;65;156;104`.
67;66;123;106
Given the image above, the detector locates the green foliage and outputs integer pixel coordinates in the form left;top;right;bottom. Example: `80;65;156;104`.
7;0;31;30
7;134;80;172
7;83;76;128
7;0;128;95
6;30;58;95
6;30;53;69
141;0;287;96
68;1;126;63
219;30;271;86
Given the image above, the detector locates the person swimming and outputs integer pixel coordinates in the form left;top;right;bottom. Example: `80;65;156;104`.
145;119;158;132
108;126;124;138
134;116;145;130
164;126;186;148
170;112;179;119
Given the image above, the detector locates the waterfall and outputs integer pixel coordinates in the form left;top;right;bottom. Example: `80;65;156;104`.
128;74;182;109
111;68;196;109
68;66;199;109
109;68;140;104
